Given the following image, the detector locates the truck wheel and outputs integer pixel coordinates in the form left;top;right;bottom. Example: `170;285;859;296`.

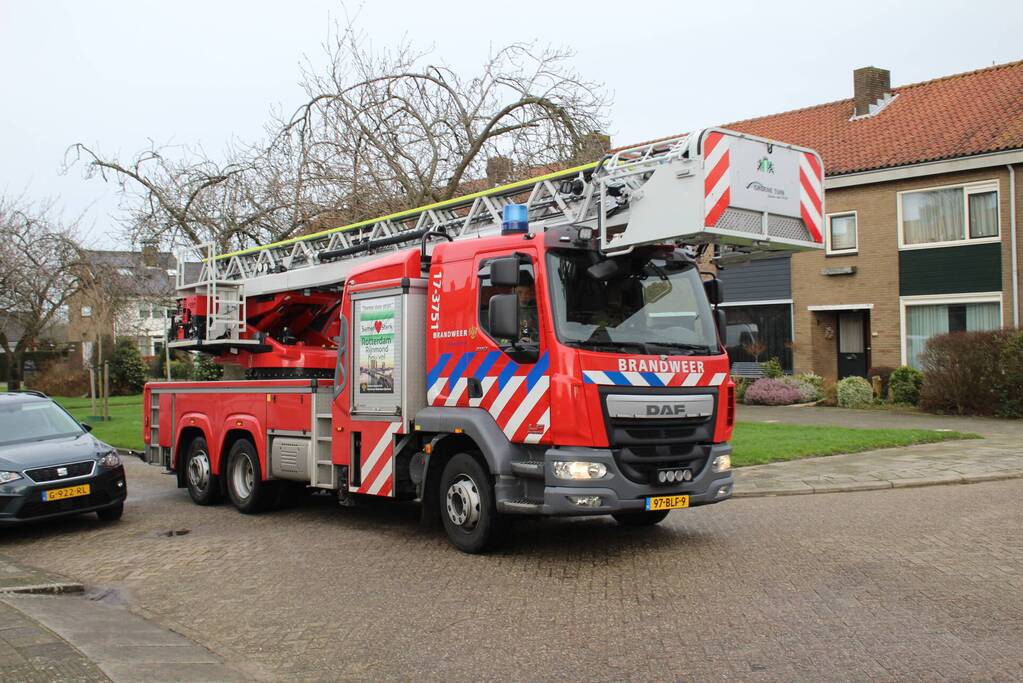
439;453;505;554
226;439;271;514
612;510;671;527
184;436;219;505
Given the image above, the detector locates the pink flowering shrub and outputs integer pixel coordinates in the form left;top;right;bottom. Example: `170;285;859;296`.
743;378;803;406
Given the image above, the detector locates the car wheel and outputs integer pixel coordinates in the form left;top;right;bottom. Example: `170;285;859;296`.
611;510;671;527
97;502;124;522
184;436;219;505
226;439;272;514
438;453;505;554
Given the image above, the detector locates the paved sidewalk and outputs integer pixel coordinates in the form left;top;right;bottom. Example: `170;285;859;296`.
734;405;1023;497
0;555;254;683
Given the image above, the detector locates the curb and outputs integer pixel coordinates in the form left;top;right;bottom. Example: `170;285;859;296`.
733;470;1023;498
0;582;85;595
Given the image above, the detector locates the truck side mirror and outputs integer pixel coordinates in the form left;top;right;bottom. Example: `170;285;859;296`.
715;308;727;345
489;257;521;287
703;277;724;306
488;294;520;339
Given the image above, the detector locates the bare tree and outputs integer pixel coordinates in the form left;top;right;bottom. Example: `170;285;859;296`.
69;23;609;253
0;195;84;390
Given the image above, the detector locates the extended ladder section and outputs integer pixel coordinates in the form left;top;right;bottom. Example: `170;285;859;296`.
174;128;824;346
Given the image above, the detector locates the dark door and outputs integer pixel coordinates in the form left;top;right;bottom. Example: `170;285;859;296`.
837;311;868;378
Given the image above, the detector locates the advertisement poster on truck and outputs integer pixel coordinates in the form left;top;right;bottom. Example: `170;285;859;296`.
358;298;396;393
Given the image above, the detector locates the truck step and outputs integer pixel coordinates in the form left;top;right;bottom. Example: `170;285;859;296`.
498;498;546;514
509;461;545;479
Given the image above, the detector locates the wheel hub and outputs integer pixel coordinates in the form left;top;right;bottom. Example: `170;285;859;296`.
187;451;211;490
445;475;481;530
232;455;254;499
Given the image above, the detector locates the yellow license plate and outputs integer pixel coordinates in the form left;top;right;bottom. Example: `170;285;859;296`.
645;494;689;511
42;484;90;502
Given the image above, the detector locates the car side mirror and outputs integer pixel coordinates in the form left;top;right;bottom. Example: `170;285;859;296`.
489;294;520;340
81;422;93;433
703;277;724;306
488;257;521;287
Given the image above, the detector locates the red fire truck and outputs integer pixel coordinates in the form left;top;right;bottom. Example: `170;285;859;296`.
143;129;824;552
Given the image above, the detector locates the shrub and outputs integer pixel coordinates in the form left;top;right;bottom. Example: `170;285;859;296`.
744;378;803;406
867;366;895;399
192;353;224;381
110;338;147;395
28;359;91;397
775;376;820;403
169;357;193;380
836;376;873;408
821;380;838;407
759;357;784;379
889;365;924;405
795;372;825;402
919;330;1023;416
732;376;750;403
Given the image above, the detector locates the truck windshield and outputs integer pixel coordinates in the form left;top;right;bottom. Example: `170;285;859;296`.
546;249;719;355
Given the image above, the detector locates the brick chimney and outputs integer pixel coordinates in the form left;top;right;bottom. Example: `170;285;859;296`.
486;156;514;187
141;239;159;267
853;66;891;117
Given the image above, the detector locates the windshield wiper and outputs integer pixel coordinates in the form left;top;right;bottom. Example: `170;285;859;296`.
643;341;717;355
565;339;649;353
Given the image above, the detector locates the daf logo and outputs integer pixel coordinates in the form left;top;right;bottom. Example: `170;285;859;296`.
646;404;688;417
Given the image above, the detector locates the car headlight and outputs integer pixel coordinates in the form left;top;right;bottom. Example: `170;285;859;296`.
0;471;22;484
98;452;122;468
552;461;607;480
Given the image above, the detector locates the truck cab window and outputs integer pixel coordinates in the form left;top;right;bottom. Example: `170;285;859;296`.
479;259;539;362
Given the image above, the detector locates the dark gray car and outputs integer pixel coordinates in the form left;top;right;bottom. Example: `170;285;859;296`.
0;392;127;524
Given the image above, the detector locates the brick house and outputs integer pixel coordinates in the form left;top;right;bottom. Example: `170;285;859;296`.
66;246;180;363
715;60;1023;380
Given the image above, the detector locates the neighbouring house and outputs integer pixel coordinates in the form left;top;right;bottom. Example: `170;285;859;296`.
715;60;1023;380
66;244;180;363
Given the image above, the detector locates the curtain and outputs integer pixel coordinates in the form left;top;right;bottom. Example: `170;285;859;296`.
968;191;998;238
903;188;963;245
906;304;950;368
965;302;1001;330
830;214;856;250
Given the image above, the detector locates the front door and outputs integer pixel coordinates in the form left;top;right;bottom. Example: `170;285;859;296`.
837;311;868;378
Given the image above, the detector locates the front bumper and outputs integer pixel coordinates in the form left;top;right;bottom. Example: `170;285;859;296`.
0;465;127;524
496;444;733;516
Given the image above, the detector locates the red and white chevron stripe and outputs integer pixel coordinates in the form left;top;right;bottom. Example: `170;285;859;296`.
350;421;401;497
703;131;731;228
799;152;824;243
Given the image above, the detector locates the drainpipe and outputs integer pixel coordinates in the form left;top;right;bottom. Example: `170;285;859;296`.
1009;164;1019;328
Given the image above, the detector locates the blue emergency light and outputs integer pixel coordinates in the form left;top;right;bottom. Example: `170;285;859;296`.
501;204;529;234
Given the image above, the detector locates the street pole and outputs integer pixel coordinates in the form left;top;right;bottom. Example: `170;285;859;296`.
89;367;97;416
103;361;110;420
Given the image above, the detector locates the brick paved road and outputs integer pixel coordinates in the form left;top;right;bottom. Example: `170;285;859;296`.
2;459;1022;681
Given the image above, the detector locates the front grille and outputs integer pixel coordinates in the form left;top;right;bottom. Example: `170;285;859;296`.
17;490;111;519
24;461;95;483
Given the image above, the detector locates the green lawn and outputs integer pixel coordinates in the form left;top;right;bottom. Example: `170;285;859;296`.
55;395;145;452
49;394;980;464
730;422;978;467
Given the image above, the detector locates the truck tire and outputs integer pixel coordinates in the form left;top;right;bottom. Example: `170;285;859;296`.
184;436;219;505
438;453;505;554
225;439;273;514
612;510;671;527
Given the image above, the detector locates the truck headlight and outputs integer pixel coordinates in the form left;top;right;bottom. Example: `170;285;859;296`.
553;461;607;480
711;454;731;473
0;471;22;484
99;452;122;468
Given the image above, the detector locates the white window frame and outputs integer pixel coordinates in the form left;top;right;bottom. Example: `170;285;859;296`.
825;211;858;255
899;291;1003;365
897;179;1000;250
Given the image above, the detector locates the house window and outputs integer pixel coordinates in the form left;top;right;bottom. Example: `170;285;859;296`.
899;181;999;247
827;212;857;254
81;306;92;318
902;295;1001;368
722;303;793;375
139;306;150;319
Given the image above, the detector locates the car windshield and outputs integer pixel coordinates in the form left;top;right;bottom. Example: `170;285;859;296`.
546;249;720;355
0;400;84;447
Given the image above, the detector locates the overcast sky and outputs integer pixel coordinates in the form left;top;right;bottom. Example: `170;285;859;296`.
1;0;1020;248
